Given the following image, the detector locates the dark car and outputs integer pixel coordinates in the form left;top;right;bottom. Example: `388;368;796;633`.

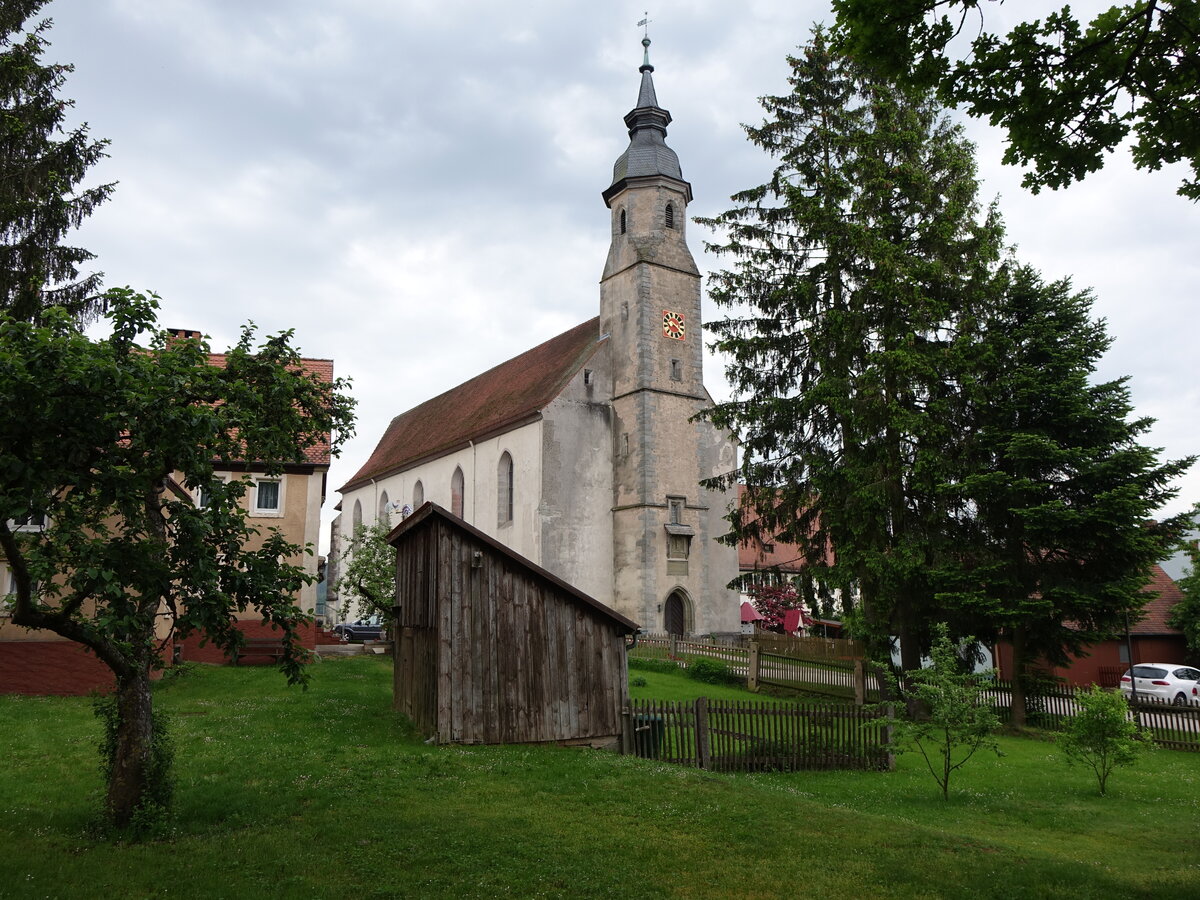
334;617;384;642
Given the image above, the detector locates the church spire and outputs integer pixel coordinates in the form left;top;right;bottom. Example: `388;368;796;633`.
602;35;691;206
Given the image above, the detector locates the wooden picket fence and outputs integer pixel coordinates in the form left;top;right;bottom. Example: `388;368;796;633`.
624;697;893;772
629;635;1199;752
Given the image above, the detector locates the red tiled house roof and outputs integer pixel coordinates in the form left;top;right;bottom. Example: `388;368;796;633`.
736;484;833;574
341;318;603;492
1131;565;1186;635
198;348;334;467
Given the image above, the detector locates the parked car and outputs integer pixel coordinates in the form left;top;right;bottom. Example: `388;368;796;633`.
1119;664;1200;706
333;617;384;643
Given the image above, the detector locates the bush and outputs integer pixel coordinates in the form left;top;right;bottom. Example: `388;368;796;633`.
630;675;648;688
686;657;735;685
1058;685;1150;796
628;657;680;675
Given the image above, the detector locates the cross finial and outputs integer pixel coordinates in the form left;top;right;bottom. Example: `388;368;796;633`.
637;13;651;39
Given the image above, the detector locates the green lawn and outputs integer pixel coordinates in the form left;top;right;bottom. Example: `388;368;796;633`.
1;657;1197;899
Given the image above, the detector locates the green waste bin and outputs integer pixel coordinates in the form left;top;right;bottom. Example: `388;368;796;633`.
633;715;664;758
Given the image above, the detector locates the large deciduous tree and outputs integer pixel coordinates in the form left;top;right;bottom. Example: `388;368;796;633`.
938;265;1193;724
699;27;1004;668
0;2;113;322
832;0;1200;199
0;288;355;828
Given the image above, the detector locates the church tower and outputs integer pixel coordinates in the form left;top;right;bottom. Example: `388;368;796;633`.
600;37;739;635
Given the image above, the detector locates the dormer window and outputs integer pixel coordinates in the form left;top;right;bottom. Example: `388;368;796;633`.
665;202;675;229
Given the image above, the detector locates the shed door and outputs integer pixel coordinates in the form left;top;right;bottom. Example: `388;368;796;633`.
664;592;686;636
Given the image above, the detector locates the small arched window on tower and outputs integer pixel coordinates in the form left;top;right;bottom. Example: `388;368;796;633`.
619;208;627;234
665;202;675;229
451;467;465;519
497;451;514;526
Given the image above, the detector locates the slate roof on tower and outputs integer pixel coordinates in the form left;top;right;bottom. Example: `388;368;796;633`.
340;318;604;491
603;37;691;205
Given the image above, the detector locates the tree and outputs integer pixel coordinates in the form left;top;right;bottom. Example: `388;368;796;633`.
882;624;1000;799
744;582;804;634
1168;539;1200;658
1058;685;1150;796
338;521;396;629
699;27;1004;669
0;289;355;828
832;1;1200;199
937;265;1194;725
0;2;113;321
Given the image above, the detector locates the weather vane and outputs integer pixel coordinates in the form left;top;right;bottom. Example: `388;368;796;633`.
637;12;652;38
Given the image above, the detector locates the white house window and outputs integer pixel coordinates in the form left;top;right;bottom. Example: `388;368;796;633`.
195;474;228;509
413;480;424;509
498;452;514;526
9;511;46;531
253;479;282;516
451;467;465;519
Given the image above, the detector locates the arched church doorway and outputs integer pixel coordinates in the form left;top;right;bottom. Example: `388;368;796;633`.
663;590;691;636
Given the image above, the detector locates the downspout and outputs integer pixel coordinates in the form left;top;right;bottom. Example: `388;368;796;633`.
468;439;476;523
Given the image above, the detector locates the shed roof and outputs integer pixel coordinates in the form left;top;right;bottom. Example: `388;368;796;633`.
341;318;603;492
387;502;639;634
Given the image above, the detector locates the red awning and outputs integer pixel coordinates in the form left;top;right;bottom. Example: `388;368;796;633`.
740;601;763;623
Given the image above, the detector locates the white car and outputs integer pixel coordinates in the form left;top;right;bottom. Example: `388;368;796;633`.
1119;664;1200;706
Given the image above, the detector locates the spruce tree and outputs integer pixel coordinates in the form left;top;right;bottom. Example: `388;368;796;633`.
0;2;112;322
941;265;1194;724
700;27;1003;668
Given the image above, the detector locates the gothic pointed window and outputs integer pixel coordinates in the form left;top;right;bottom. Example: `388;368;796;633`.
413;480;424;509
451;467;465;519
352;499;362;532
619;208;627;234
665;202;675;229
378;490;390;522
497;451;513;526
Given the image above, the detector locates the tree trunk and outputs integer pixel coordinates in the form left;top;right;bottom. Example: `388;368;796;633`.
1010;627;1027;730
106;668;156;828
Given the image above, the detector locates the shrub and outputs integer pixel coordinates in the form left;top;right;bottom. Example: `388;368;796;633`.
628;657;680;675
630;676;648;688
1058;685;1150;796
686;657;734;685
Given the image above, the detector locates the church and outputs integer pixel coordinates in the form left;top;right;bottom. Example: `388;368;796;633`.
337;39;740;636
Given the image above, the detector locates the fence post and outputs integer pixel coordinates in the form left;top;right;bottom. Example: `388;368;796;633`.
669;633;678;659
885;703;896;771
854;659;866;706
694;696;711;770
747;641;760;692
620;706;633;756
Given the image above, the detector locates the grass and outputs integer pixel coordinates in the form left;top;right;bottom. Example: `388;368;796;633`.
0;657;1197;898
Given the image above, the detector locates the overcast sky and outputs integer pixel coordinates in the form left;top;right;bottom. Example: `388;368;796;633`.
40;0;1200;553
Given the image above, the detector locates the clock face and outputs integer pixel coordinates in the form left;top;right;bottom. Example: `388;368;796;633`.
662;309;685;341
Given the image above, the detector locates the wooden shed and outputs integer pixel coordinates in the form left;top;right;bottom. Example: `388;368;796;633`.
388;503;638;747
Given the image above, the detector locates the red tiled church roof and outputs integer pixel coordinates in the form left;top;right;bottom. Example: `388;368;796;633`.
341;318;603;491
